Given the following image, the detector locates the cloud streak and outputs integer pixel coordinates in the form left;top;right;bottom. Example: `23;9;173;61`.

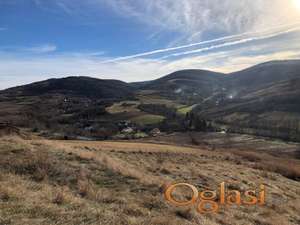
160;26;300;59
25;44;57;53
34;1;300;42
102;0;300;40
0;44;57;54
103;22;300;63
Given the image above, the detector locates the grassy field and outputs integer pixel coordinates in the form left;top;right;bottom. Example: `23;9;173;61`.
107;94;201;126
131;115;165;125
137;93;185;108
106;99;167;126
106;101;141;114
0;134;299;225
177;105;195;115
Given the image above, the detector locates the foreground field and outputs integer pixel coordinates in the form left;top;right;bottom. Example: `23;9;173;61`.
0;135;300;225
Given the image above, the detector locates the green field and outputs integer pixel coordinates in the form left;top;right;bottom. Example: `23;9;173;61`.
177;105;195;115
131;114;165;125
106;101;140;114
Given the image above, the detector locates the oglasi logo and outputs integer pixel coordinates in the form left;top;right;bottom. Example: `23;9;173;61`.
164;182;265;214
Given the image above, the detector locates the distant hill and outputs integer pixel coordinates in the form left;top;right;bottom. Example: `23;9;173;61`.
192;60;300;141
135;69;225;102
1;76;134;99
0;77;135;138
228;60;300;93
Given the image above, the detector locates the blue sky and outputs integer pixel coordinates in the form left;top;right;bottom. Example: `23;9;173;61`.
1;0;300;89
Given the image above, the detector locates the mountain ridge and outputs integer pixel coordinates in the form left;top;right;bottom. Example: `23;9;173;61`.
0;59;299;141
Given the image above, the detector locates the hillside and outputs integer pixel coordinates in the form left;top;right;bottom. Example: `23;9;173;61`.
0;135;299;225
228;60;300;93
0;77;138;139
1;77;134;99
193;61;300;141
136;69;225;103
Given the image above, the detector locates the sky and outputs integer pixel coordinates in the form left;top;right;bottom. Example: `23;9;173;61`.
1;0;300;89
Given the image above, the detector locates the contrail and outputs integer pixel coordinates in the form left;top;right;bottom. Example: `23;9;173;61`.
102;22;300;63
160;27;300;59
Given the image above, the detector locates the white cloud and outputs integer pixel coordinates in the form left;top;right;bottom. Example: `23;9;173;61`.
213;51;300;73
35;0;300;42
0;56;164;90
102;0;300;41
0;44;58;55
55;1;73;15
0;44;57;54
103;23;300;63
160;26;300;59
25;44;57;53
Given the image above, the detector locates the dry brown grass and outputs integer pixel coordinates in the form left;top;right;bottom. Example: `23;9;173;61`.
253;161;300;181
228;150;300;181
0;136;299;225
233;151;262;162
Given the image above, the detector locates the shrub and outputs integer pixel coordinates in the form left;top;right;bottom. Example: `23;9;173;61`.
0;189;10;202
52;190;65;205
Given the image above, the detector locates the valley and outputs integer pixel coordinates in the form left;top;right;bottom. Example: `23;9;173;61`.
0;60;300;142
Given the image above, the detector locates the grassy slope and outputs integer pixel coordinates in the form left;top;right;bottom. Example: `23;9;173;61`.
0;135;300;225
131;115;165;125
105;95;183;126
106;101;165;126
106;101;141;114
177;105;195;115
